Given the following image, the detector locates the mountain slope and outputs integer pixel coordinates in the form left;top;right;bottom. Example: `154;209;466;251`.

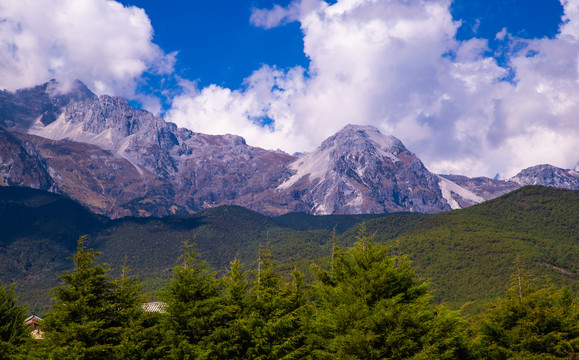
0;186;104;311
1;80;578;217
353;186;579;313
277;124;451;214
2;185;577;317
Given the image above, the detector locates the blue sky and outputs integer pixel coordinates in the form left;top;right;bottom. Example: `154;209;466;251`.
0;0;577;178
116;0;569;142
118;0;564;89
118;0;309;89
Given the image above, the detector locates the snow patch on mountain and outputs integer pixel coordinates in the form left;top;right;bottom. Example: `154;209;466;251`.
29;113;116;150
277;148;332;190
438;175;485;210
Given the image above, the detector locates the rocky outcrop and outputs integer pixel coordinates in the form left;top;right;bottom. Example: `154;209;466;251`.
0;128;54;190
1;80;577;218
276;125;450;214
510;164;579;190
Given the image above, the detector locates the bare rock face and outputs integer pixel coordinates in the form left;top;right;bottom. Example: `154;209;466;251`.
173;133;297;214
438;174;521;208
509;164;579;190
0;128;54;190
275;125;450;214
16;132;179;218
1;80;577;218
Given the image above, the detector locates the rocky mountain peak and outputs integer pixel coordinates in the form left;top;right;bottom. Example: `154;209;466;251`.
319;124;405;155
2;81;578;218
44;79;97;103
0;79;96;131
509;164;579;189
278;124;448;215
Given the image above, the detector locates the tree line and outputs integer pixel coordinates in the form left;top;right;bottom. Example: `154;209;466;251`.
1;228;578;359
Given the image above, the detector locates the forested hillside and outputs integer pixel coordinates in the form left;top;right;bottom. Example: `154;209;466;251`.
355;186;579;313
0;186;577;317
2;228;578;359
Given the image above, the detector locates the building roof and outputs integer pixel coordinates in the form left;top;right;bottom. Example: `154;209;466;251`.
24;314;43;327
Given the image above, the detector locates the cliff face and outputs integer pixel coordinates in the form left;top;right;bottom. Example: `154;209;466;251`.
1;80;576;218
276;125;450;214
510;164;579;190
0;128;54;190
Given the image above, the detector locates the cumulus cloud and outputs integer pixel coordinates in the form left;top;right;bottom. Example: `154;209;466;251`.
0;0;175;112
168;0;579;178
250;0;322;29
5;0;576;178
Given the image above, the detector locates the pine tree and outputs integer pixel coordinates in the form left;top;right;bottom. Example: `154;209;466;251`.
162;241;224;359
203;257;252;359
475;269;579;359
42;235;142;360
0;283;28;359
307;225;471;359
117;258;168;360
242;245;308;360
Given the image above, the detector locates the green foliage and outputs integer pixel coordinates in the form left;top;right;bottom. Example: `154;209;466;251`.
2;185;579;323
240;246;308;359
199;245;309;359
41;235;142;360
3;218;579;359
119;311;168;360
162;241;225;359
0;283;28;359
203;258;253;359
474;270;579;359
307;225;471;359
356;186;579;314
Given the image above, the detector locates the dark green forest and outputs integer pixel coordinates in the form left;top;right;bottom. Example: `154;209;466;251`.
1;185;577;315
2;228;578;359
1;185;578;358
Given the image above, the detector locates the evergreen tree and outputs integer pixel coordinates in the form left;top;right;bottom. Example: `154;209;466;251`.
162;241;224;359
117;259;168;360
475;268;579;359
41;236;142;360
0;284;28;359
120;310;168;360
242;245;308;360
204;258;252;359
307;225;471;359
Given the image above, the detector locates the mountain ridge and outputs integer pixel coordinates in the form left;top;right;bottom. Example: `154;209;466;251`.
1;80;578;217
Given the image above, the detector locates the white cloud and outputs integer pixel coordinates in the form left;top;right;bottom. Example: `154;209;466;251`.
168;0;579;178
250;0;322;29
4;0;577;178
0;0;175;112
495;27;508;40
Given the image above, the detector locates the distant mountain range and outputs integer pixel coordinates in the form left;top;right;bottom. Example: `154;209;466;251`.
1;80;578;217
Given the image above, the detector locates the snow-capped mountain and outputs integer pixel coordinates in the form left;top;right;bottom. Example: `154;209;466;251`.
437;174;520;209
0;80;577;218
